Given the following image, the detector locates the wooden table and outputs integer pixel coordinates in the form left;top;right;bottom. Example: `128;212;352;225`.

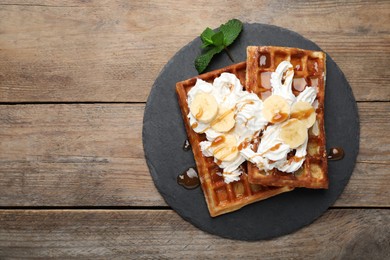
0;0;389;258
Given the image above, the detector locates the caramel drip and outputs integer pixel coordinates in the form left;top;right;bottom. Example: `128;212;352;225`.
211;109;234;126
237;100;255;114
272;112;289;123
291;108;315;120
259;143;282;156
270;143;281;151
183;139;191;151
213;146;225;155
211;136;225;147
195;107;203;119
238;140;250;151
177;167;200;190
328;147;344;161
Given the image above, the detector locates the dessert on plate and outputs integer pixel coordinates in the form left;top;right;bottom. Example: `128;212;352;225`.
176;62;293;217
244;46;328;189
175;46;328;217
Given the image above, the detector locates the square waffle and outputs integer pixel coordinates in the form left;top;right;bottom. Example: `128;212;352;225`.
176;62;293;217
245;46;328;189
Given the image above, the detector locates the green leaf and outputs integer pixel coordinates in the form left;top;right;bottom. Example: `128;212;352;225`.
211;31;224;47
220;19;243;46
200;27;215;48
195;45;224;73
195;19;243;73
201;42;210;49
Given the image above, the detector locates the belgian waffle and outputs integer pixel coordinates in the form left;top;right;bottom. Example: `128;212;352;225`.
176;62;293;217
245;46;328;189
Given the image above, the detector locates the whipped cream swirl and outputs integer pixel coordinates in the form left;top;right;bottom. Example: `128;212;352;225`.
242;61;317;173
187;73;267;183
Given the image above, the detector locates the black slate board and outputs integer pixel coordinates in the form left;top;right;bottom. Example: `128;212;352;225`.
142;23;359;241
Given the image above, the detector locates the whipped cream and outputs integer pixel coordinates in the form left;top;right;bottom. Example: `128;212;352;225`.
242;61;317;173
187;61;318;183
187;73;267;183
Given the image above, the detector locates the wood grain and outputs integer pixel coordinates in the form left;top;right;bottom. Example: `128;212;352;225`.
0;0;389;102
0;103;388;207
0;1;388;258
0;209;389;259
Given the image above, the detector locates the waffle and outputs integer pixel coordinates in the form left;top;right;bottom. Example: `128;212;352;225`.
245;46;328;189
176;62;293;217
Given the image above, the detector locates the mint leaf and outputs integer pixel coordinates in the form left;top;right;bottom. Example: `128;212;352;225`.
195;45;224;73
195;19;243;73
211;31;224;47
220;19;243;46
201;27;215;43
200;27;215;48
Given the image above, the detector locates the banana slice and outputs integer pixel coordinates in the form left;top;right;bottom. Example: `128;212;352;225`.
262;95;290;123
211;134;239;162
280;118;308;149
290;101;316;128
189;92;218;123
211;107;235;132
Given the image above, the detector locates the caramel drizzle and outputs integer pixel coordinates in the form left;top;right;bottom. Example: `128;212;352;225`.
195;107;203;119
271;112;289;123
291;108;315;120
210;108;234;127
211;136;225;147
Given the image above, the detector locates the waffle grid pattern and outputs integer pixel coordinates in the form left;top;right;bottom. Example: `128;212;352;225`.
246;46;328;189
176;62;293;217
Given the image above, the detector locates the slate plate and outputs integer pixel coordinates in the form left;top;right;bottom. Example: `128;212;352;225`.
142;23;359;241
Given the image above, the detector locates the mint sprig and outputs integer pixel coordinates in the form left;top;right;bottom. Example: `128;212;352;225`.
195;19;243;74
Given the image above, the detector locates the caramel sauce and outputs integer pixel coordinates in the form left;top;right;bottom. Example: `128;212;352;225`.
177;167;200;189
211;109;233;126
215;159;222;165
291;108;315;120
272;112;289;123
328;147;344;161
218;147;237;161
211;135;238;161
195;107;203;119
259;143;282;156
281;68;293;85
183;139;191;151
283;119;294;128
213;146;225;155
270;143;281;151
238;140;250;151
211;136;225;147
191;122;198;129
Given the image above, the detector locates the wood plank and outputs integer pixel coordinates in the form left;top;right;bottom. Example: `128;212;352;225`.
0;104;159;206
0;103;389;207
0;209;389;258
0;0;389;102
334;162;389;207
